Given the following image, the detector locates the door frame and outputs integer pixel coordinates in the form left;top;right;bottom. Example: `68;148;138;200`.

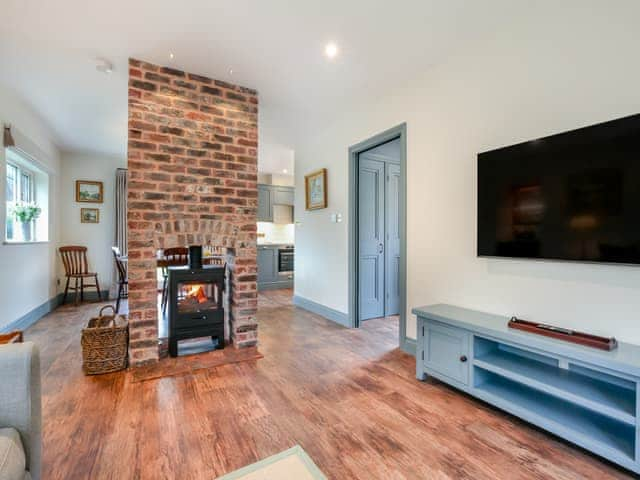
348;123;413;355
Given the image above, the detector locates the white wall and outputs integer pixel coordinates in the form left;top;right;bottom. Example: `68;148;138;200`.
294;2;640;344
0;84;61;330
259;106;295;175
59;152;126;293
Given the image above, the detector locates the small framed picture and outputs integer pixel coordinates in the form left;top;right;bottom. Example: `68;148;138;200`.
305;168;327;210
76;180;103;203
81;208;100;224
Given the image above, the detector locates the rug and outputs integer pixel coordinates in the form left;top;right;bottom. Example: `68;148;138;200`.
215;446;327;480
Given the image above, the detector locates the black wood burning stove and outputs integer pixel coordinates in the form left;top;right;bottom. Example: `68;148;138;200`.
167;265;225;357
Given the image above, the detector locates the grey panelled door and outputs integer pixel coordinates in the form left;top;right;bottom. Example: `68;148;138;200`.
359;157;385;320
385;163;400;316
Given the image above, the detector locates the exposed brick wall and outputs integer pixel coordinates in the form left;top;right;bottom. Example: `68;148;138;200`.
127;58;258;366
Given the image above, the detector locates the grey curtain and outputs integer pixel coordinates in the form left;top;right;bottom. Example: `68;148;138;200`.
111;168;127;296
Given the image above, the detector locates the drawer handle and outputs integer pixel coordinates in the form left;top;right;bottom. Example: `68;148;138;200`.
460;355;468;363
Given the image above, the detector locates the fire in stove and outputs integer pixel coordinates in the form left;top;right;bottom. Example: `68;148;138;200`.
186;284;208;304
177;282;219;313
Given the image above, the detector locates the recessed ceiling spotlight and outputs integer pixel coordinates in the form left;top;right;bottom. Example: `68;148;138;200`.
283;169;288;174
169;52;175;60
229;68;234;75
325;42;338;59
95;58;113;74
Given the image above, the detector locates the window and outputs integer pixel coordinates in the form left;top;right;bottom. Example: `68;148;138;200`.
5;149;49;243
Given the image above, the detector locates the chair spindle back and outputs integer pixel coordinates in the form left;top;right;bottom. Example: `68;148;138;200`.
59;246;89;275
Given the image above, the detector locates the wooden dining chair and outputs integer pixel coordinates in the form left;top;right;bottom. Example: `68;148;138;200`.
160;247;189;313
59;246;102;305
112;247;128;313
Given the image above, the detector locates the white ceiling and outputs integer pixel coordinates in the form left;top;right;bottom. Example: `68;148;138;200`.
0;0;522;167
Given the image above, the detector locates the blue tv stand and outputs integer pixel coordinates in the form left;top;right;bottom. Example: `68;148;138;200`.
412;304;640;474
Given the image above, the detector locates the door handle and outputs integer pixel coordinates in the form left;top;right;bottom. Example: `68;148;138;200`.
378;243;384;254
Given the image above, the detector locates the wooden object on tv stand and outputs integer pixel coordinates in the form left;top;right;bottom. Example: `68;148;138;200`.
508;317;618;351
0;331;23;344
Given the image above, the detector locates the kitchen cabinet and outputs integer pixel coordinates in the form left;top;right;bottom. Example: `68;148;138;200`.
273;186;294;206
257;185;273;222
257;245;293;290
257;184;294;223
257;246;277;283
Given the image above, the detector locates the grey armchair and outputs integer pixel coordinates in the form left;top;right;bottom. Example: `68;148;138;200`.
0;342;41;480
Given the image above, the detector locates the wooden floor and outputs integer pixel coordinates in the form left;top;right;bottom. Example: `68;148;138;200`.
25;289;631;479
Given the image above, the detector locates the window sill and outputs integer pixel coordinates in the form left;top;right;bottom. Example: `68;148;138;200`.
3;240;50;245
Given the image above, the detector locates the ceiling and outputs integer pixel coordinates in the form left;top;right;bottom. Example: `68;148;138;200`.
0;0;523;166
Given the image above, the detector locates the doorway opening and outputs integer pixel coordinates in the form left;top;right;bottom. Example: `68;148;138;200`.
348;124;412;354
358;139;401;320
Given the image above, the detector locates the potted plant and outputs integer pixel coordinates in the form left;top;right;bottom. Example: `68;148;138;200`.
11;202;41;241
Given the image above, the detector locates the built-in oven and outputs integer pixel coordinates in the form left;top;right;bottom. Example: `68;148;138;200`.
278;246;294;274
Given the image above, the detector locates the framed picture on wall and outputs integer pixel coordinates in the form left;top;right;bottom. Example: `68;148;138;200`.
76;180;103;203
305;168;327;210
81;208;100;224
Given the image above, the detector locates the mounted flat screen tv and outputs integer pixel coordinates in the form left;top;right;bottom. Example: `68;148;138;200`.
477;113;640;265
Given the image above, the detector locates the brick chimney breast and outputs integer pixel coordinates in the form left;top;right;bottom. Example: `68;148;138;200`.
127;58;258;366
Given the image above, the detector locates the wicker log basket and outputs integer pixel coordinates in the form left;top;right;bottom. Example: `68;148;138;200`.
81;305;128;375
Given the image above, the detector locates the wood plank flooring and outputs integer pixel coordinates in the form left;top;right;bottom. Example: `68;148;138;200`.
24;290;632;479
